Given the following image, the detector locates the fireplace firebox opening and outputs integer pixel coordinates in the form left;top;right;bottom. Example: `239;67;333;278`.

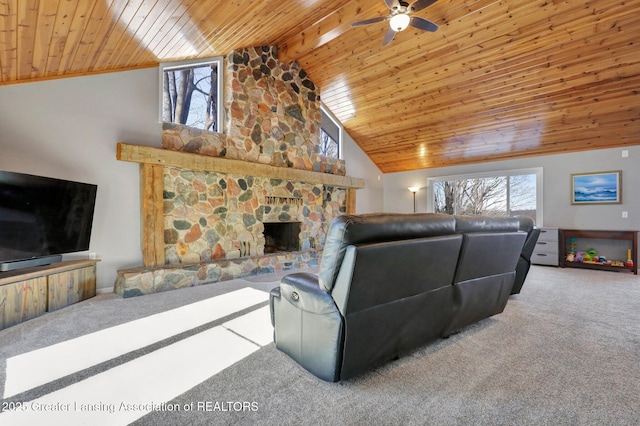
263;222;301;254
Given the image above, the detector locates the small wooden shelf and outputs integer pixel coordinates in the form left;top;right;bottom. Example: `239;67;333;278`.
560;229;637;275
0;259;99;330
564;261;634;273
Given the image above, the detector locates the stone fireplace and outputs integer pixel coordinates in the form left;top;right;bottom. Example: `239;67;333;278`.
263;222;301;254
114;45;364;297
160;165;346;263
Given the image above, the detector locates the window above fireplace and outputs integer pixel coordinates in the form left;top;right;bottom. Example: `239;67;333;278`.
159;57;223;132
320;104;342;159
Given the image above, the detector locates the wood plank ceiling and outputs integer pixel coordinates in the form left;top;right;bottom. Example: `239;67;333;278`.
1;0;638;173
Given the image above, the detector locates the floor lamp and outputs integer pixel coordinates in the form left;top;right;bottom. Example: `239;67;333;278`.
408;187;420;213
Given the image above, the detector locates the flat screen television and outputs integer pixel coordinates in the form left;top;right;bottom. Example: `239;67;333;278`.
0;170;97;272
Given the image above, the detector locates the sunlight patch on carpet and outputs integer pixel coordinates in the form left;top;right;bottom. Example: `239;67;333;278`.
0;326;260;425
4;287;268;398
223;305;273;346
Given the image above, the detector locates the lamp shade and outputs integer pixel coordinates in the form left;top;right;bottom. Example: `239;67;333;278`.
390;13;411;32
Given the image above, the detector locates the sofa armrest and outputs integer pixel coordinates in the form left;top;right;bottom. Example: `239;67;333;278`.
278;273;340;315
269;273;336;325
521;227;541;260
270;272;344;382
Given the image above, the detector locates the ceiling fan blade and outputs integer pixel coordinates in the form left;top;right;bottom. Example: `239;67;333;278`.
382;28;397;46
410;0;438;12
410;16;439;32
384;0;402;10
352;16;388;27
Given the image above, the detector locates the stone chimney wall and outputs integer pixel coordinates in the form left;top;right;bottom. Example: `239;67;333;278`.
159;46;348;265
162;46;345;175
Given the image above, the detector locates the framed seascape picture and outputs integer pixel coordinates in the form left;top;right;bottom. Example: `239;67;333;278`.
571;170;622;205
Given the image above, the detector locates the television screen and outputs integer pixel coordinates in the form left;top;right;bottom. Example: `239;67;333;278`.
0;170;97;270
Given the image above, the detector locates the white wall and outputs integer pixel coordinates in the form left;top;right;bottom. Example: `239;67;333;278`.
383;146;640;233
0;68;383;291
0;69;161;291
342;131;384;213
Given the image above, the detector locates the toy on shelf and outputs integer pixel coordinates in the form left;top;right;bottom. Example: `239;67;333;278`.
565;238;578;262
583;248;598;263
627;249;634;268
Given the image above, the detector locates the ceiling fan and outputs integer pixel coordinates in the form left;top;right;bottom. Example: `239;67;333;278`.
352;0;439;46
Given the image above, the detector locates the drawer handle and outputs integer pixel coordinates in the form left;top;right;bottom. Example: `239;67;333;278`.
537;242;547;245
535;253;548;257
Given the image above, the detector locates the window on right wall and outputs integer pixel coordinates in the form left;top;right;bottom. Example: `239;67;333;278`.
320;104;342;159
428;168;543;224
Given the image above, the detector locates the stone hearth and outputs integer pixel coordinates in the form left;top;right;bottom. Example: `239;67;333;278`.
115;251;318;298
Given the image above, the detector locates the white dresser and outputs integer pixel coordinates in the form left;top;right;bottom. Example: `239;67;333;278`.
531;227;559;266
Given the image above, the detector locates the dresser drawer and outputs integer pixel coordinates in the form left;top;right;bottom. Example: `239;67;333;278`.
532;227;559;266
533;240;558;253
531;251;559;266
537;227;559;243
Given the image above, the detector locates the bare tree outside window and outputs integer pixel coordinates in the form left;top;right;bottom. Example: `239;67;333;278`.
434;181;457;215
459;177;507;216
162;61;219;132
508;174;537;218
434;173;537;222
319;129;339;158
320;105;341;159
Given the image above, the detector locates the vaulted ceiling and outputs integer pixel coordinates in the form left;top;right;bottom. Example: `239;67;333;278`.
1;0;638;173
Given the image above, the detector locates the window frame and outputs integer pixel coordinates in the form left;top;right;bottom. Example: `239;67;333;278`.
158;56;224;132
426;167;544;224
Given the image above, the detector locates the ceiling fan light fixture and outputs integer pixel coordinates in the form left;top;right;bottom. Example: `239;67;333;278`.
390;13;410;31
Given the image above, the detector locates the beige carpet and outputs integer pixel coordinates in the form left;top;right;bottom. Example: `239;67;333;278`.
1;265;639;425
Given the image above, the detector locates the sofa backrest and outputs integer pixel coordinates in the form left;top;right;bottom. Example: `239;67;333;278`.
450;214;525;282
330;234;463;379
318;213;457;291
453;214;521;233
313;212;530;379
331;235;463;315
515;215;535;235
453;231;527;284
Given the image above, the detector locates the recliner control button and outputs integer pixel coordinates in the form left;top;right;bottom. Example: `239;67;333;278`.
291;291;299;301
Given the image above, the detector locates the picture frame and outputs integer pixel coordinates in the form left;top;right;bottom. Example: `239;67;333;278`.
571;170;622;205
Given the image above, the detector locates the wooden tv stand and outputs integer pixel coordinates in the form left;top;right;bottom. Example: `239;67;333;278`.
560;229;637;275
0;259;99;330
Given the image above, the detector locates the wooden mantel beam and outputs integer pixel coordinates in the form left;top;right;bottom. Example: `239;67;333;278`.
278;0;386;64
116;143;365;189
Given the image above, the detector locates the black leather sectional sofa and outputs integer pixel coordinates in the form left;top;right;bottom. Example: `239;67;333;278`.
270;213;537;382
